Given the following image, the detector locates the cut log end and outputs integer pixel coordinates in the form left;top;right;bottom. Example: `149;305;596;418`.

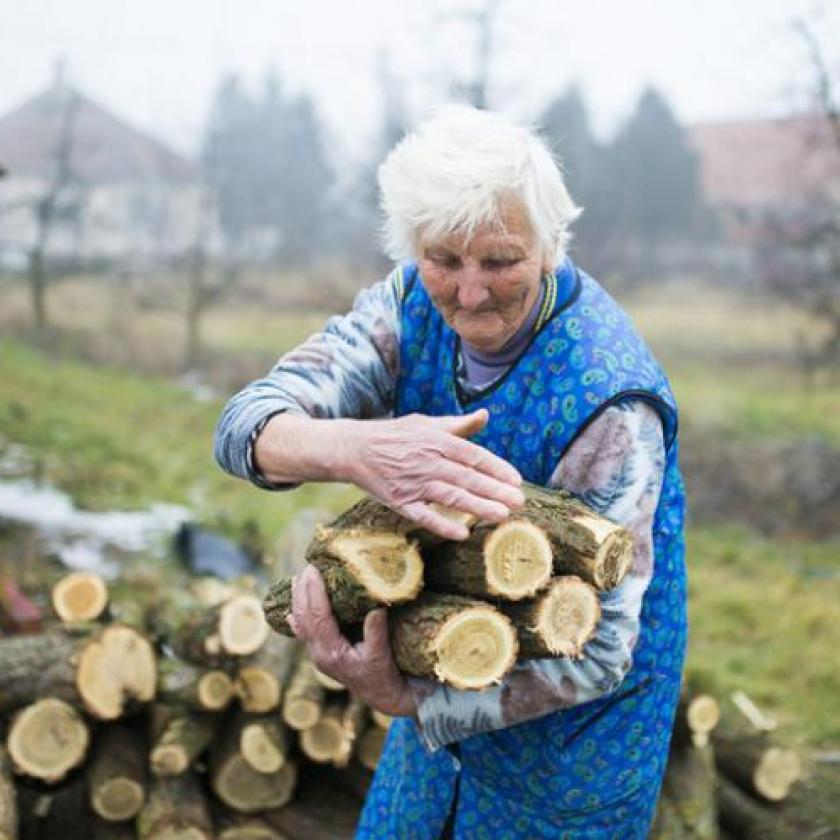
585;523;634;590
323;529;424;602
434;607;518;690
150;745;189;777
299;713;346;764
531;576;600;658
92;777;145;822
313;668;345;691
52;572;109;622
7;698;89;782
219;596;269;656
212;754;297;814
755;747;802;801
241;723;286;774
483;520;553;599
356;726;388;771
77;624;157;719
197;671;234;711
687;694;721;736
235;667;281;713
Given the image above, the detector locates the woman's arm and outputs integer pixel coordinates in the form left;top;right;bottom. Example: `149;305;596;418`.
408;398;667;750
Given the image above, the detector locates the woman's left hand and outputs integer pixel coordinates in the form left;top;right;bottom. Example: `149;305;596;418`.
287;564;417;718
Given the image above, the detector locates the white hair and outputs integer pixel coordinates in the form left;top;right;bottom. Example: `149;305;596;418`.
377;104;582;264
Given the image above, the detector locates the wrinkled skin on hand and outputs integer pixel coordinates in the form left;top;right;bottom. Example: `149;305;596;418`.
341;408;524;540
288;564;417;718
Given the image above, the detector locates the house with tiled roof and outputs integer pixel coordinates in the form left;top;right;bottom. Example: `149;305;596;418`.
0;72;206;268
688;114;840;243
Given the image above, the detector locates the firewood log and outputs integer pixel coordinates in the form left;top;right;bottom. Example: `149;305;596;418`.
136;771;213;840
0;746;18;840
152;592;268;665
0;625;155;719
234;633;298;713
238;713;291;774
499;575;600;658
210;721;297;813
87;723;146;821
713;733;801;802
51;572;108;623
157;657;234;712
282;657;325;731
715;776;784;840
390;593;518;689
150;707;217;777
656;742;719;840
6;698;89;783
300;702;349;765
355;724;388;771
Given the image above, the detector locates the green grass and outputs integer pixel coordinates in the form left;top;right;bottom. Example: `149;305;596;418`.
0;337;355;542
686;526;840;746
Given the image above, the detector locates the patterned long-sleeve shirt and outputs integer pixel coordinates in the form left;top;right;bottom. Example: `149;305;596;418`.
215;273;666;752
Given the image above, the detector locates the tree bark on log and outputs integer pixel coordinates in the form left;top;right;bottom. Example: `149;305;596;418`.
157;658;234;712
499;576;600;658
153;594;268;665
0;746;18;840
508;483;634;591
6;698;89;783
0;627;154;718
136;771;214;840
713;733;801;802
264;528;423;636
715;776;784;840
390;593;518;689
150;709;217;777
234;633;298;713
87;723;146;821
355;725;388;772
656;742;719;840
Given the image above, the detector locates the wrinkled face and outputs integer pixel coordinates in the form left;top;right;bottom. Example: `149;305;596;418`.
418;203;550;353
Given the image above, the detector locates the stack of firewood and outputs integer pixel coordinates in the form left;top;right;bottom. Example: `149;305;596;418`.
652;689;805;840
264;485;634;690
0;565;390;840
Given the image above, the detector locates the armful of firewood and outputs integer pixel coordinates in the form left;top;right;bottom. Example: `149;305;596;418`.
410;399;667;751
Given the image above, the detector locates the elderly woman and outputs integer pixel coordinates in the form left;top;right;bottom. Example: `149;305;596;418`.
215;105;687;839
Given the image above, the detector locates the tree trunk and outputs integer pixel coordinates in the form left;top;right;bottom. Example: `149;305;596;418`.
234;633;298;713
87;723;146;821
28;247;49;338
713;734;801;802
51;572;108;623
715;776;783;840
390;593;518;689
657;742;719;840
500;576;600;658
299;702;349;765
355;725;388;771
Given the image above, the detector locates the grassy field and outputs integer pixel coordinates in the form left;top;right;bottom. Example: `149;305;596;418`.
1;274;838;746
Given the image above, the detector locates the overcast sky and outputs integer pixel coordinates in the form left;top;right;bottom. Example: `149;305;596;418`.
1;0;838;164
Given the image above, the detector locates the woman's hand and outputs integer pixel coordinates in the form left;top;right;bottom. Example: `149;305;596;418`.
288;565;416;718
335;408;524;540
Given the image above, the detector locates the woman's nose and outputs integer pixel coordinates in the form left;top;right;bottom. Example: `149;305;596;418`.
456;263;491;310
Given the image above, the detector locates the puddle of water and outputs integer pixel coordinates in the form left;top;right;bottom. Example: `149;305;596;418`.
0;479;190;577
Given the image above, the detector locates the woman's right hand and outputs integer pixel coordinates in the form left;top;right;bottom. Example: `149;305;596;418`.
334;409;525;540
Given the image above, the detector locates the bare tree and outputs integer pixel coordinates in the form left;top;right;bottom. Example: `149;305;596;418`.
28;87;82;339
755;19;840;373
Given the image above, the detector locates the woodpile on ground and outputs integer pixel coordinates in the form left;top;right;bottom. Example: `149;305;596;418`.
0;562;389;840
264;485;626;689
650;688;827;840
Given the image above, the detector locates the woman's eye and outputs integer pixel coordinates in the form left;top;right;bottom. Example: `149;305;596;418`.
433;255;461;269
483;258;517;270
